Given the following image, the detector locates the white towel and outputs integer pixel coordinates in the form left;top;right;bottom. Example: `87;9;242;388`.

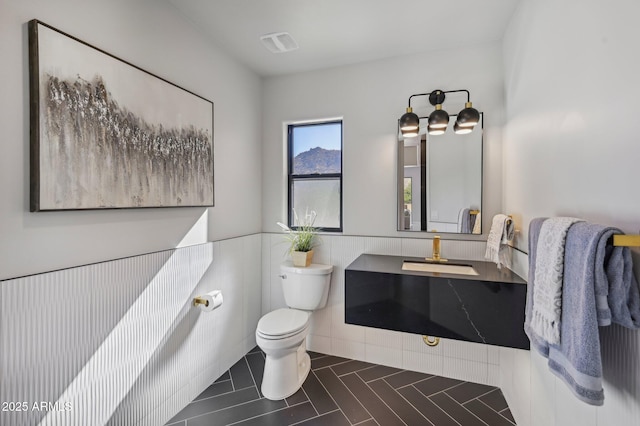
457;208;465;233
529;217;583;345
484;214;514;269
472;212;481;234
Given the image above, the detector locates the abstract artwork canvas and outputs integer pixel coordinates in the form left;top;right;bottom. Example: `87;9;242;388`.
28;20;214;211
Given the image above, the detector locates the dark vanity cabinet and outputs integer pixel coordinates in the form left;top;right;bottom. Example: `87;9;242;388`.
345;254;529;350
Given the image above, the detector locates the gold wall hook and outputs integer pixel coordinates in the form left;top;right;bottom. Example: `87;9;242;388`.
423;335;440;347
193;296;209;307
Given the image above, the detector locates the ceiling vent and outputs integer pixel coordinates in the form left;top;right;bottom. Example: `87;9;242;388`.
260;32;299;53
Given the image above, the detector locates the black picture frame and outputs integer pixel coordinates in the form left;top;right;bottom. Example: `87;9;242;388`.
29;19;214;211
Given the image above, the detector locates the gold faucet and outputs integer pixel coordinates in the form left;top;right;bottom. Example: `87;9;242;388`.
426;235;448;262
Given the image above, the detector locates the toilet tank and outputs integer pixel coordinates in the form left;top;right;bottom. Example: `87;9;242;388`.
280;262;333;310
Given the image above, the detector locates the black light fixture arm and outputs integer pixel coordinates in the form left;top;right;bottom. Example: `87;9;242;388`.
406;89;470;109
400;88;479;136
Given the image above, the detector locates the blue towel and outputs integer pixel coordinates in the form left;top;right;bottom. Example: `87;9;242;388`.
459;208;471;233
525;219;640;406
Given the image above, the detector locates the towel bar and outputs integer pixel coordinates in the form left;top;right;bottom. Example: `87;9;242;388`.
613;235;640;247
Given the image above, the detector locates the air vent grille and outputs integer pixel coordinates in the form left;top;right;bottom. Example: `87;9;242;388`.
260;32;299;53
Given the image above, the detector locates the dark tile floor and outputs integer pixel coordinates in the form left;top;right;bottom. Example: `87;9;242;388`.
167;347;516;426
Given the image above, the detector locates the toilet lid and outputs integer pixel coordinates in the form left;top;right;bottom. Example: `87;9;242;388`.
257;308;309;337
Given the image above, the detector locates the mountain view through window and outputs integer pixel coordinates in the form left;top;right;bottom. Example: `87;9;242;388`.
288;121;342;231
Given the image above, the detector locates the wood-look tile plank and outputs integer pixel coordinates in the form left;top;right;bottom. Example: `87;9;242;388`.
311;355;351;370
247;345;262;354
384;370;433;389
331;360;376;376
285;388;309;406
175;348;518;426
500;408;516;424
193;380;234;401
233;401;317;426
245;352;266;396
340;373;405;426
292;409;350;426
398;385;456;426
186;397;287;426
445;381;496;404
356;365;402;382
169;387;259;423
308;351;328;360
315;368;371;424
302;371;338;415
355;420;379;426
214;371;230;383
413;376;463;397
465;399;515;426
367;379;429;426
478;388;509;412
229;357;255;390
429;392;487;426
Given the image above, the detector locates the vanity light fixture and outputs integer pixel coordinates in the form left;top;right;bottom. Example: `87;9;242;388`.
455;101;480;128
427;90;449;132
427;126;446;136
400;89;479;137
400;107;420;137
453;122;473;134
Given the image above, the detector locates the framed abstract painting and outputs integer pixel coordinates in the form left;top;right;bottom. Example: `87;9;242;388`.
28;19;214;211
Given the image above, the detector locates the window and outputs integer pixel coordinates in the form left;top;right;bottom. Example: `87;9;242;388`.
288;120;342;231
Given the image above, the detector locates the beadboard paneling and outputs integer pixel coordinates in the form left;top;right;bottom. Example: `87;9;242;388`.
0;236;262;426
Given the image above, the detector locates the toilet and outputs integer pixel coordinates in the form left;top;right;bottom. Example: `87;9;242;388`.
256;261;333;400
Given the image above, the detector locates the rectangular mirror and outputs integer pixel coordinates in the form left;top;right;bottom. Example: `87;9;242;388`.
397;114;483;234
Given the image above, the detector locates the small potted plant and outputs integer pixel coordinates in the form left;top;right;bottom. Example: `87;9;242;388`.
277;210;319;267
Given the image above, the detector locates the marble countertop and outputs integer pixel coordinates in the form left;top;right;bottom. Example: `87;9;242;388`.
346;254;527;285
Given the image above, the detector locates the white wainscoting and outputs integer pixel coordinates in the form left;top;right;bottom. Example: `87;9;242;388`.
0;235;262;426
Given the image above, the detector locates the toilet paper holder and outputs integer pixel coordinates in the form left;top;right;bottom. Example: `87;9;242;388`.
193;296;209;307
192;290;224;312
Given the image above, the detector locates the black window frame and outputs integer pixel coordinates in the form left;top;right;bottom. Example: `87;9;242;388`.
287;120;343;232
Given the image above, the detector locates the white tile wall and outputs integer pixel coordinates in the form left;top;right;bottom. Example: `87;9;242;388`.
498;246;640;426
331;337;365;360
403;349;444;376
487;364;500;387
261;233;504;388
443;357;489;383
0;236;263;426
263;233;640;426
441;338;489;363
530;351;557;426
365;344;404;369
365;326;404;349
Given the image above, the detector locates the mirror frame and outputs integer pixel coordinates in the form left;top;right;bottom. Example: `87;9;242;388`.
397;113;483;234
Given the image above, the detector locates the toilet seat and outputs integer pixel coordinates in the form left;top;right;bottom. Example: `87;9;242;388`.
257;308;309;340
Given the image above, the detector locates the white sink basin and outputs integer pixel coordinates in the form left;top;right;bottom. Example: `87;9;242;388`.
402;261;479;276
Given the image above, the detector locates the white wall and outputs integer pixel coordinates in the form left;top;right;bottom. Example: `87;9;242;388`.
0;2;265;424
0;0;262;280
502;1;640;425
261;42;505;238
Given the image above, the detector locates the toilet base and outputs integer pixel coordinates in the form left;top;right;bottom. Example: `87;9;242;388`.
261;339;310;400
